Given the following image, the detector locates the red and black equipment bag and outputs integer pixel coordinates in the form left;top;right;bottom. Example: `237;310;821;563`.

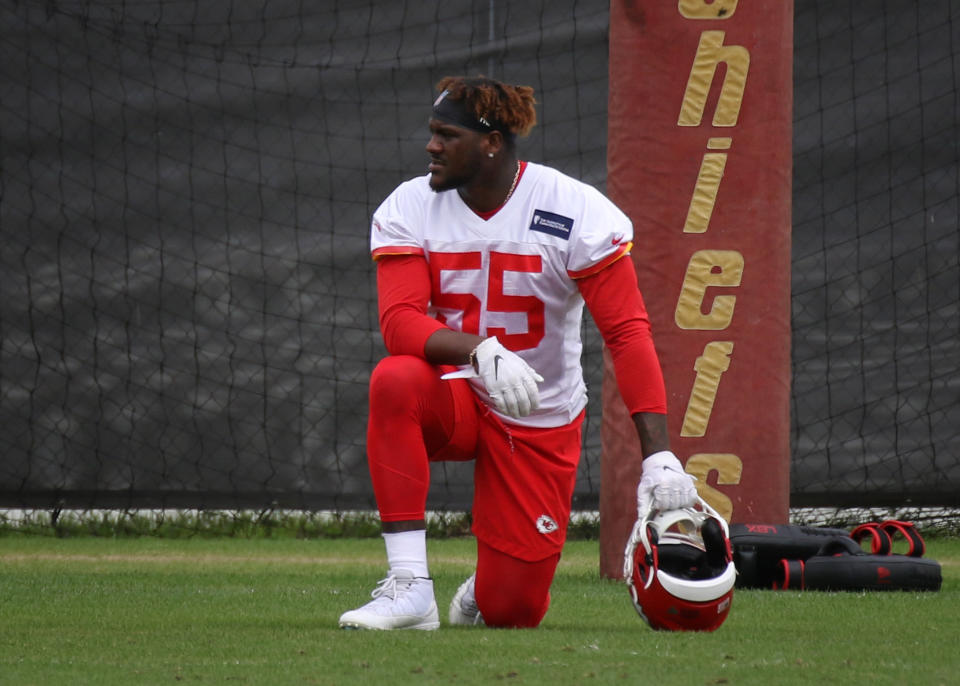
730;521;941;592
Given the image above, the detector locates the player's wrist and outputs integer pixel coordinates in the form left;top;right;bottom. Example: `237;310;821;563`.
643;450;681;470
471;337;499;371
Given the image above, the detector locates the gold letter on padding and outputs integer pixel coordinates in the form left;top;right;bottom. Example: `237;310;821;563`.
678;31;750;127
675;250;744;330
686;453;743;522
681;341;734;437
678;0;739;19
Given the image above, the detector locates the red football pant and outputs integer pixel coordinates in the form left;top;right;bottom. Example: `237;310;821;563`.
366;354;477;522
475;539;559;628
366;354;579;627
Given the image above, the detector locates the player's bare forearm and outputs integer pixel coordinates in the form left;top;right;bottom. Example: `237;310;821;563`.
632;412;670;458
423;328;486;367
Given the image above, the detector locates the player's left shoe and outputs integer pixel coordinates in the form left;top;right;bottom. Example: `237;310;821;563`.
448;574;484;626
339;569;440;630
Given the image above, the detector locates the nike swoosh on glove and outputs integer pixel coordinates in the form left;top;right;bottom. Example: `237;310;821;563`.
441;336;543;418
636;450;697;515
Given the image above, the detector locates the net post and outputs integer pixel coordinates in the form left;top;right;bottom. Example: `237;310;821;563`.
601;0;793;578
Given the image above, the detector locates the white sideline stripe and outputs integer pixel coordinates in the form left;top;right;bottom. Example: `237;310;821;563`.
0;509;599;525
0;507;956;527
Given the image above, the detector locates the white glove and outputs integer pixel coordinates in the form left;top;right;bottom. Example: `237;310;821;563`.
636;450;697;515
441;337;543;418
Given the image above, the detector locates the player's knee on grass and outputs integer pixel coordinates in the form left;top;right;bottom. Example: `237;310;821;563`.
475;540;559;628
478;587;551;628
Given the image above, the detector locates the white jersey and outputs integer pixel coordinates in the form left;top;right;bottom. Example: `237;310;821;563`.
370;162;633;428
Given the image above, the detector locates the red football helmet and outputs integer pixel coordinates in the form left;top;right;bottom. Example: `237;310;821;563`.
623;497;736;631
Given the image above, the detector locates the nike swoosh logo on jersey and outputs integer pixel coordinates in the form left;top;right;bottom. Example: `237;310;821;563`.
493;355;503;379
612;233;624;244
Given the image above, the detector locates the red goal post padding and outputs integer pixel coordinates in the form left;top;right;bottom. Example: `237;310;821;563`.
600;0;793;578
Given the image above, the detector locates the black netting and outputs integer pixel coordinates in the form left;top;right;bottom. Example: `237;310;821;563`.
1;1;957;511
791;0;960;506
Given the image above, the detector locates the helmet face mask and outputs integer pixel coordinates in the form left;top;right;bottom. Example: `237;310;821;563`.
624;498;736;631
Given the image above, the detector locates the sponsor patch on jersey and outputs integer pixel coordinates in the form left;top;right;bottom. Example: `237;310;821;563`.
529;210;574;239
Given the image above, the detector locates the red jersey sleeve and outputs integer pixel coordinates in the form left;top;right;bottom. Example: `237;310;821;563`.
376;254;447;357
576;256;668;415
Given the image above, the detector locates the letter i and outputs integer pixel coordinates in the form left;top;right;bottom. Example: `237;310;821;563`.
683;138;731;234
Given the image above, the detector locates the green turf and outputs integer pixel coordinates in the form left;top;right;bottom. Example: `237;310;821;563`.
0;536;956;685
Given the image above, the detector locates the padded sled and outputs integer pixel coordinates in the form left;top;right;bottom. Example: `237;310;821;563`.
777;549;942;592
730;521;939;592
729;523;851;588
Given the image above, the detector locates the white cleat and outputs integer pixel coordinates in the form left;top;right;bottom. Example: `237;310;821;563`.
448;573;484;626
339;569;439;630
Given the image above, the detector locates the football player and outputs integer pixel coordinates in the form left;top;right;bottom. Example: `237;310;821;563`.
339;76;696;630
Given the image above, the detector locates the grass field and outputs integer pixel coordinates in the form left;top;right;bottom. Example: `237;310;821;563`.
0;535;957;685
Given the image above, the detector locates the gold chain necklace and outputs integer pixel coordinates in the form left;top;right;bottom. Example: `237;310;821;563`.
503;161;521;205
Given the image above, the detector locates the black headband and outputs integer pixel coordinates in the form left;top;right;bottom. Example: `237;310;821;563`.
432;89;502;134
